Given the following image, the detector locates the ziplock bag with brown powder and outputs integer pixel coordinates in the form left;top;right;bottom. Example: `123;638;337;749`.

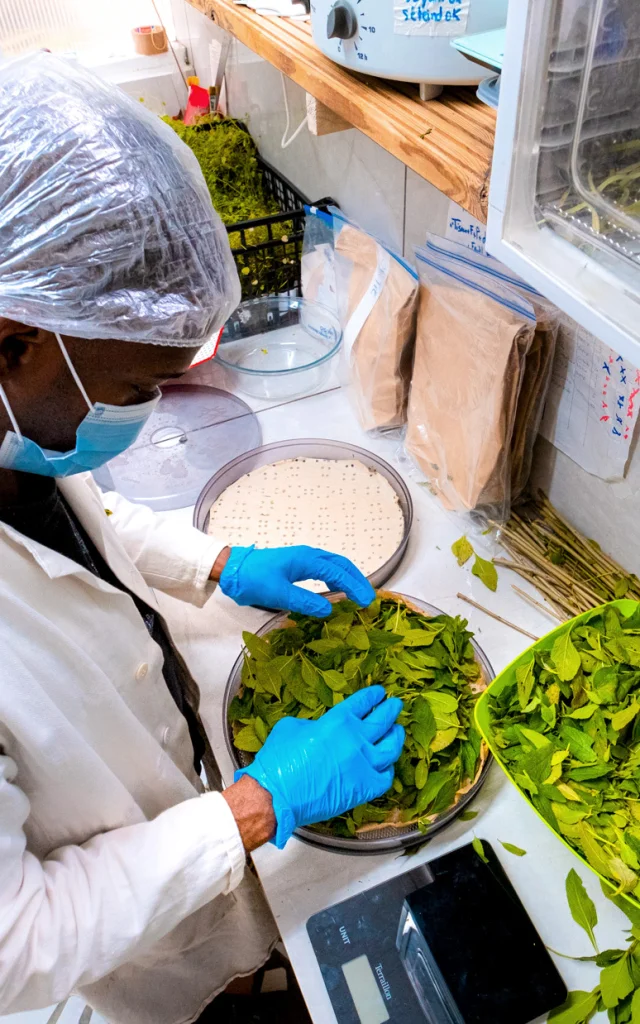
406;244;537;522
301;206;419;434
423;235;559;504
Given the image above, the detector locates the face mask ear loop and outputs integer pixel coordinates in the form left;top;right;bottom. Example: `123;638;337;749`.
0;382;23;441
56;333;94;413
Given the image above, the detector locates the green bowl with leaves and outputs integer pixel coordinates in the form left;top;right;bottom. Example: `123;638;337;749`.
224;591;494;854
476;599;640;907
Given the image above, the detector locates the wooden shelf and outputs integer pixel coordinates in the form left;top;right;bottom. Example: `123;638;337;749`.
187;0;495;221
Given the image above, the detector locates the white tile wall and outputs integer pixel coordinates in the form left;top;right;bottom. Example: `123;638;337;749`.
172;3;640;573
531;436;640;576
224;37;408;251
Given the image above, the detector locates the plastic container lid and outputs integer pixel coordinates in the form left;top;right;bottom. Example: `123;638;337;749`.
93;385;262;511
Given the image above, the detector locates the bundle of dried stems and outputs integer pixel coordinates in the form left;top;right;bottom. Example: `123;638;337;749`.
495;493;640;621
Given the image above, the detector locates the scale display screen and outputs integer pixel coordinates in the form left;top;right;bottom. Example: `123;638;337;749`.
341;955;390;1024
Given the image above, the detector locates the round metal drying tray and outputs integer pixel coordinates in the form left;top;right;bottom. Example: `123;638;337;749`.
193;438;413;593
223;594;494;855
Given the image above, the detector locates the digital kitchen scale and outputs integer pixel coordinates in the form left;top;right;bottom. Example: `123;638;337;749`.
307;841;567;1024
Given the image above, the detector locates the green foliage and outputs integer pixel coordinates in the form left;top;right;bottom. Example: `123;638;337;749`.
230;596;486;837
547;990;599;1024
566;869;598;951
472;836;489;863
547;861;640;1022
500;841;527;857
162;116;276;224
161;116;299;294
471;554;498;592
487;604;640;900
452;535;474;566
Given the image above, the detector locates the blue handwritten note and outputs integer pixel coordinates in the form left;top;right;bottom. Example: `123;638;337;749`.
444;201;486;255
540;317;640;482
394;0;469;35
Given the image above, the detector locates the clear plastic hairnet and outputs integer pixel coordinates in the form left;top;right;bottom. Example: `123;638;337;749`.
0;52;241;345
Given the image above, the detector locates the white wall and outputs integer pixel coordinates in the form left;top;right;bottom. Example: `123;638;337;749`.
174;3;640;574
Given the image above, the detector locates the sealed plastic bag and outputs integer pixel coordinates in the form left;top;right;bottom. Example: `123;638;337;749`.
333;211;419;434
406;245;536;522
423;235;559;502
301;206;339;317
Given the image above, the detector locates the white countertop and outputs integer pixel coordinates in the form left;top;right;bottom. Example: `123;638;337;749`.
158;379;629;1024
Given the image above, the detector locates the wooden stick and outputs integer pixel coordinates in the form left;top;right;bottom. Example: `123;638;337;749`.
511;586;564;622
456;593;540;641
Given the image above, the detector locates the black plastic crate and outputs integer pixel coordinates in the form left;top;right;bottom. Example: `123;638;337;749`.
225;157;309;300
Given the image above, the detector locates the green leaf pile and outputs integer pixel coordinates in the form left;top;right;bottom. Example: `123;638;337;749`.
229;596;488;838
487;603;640;901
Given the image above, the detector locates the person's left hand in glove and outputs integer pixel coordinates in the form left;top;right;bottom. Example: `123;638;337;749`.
211;544;375;617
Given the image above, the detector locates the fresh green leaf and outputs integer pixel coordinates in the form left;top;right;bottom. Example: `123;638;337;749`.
472;836;489;863
242;631;273;662
415;759;428;791
471;555;498;592
612;702;640;732
516;656;536;710
547;990;599;1024
431;727;459;752
452;535;474;566
346;626;370;650
307;638;345;654
416;771;448;815
615;578;631;600
233;722;263;753
601;956;633;1009
500;841;527;857
401;627;444;647
254;717;268;744
577;823;614;878
458;810;478;821
323;669;348;692
552;631;582;682
630;988;640;1024
565;869;599;951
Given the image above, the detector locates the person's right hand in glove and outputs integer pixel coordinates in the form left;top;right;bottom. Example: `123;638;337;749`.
233;686;404;848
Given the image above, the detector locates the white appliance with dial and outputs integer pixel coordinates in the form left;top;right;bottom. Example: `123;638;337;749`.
310;0;508;98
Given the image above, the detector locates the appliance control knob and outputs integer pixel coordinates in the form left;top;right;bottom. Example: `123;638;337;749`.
326;2;358;39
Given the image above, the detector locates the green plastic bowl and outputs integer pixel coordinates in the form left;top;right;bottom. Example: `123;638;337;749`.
475;598;640;908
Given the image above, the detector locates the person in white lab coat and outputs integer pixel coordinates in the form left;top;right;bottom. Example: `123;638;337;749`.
0;54;406;1024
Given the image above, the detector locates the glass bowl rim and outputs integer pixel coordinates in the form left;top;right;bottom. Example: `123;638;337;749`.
214;296;343;376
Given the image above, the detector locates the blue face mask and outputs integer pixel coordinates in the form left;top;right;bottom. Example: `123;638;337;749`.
0;334;161;478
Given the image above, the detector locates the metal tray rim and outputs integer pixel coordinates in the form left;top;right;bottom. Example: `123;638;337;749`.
193;437;414;593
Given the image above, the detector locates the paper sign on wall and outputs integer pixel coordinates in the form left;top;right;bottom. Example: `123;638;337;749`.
394;0;469;36
444;200;486;254
540;316;640;482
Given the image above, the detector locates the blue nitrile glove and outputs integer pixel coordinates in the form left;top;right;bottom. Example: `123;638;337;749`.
235;686;404;848
219;545;376;617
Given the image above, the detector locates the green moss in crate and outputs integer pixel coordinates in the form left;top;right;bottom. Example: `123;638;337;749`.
162;117;299;296
162;116;277;223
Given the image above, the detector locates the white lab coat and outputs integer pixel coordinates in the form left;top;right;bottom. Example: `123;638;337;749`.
0;474;278;1024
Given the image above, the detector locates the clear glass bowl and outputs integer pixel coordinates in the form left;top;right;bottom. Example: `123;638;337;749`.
223;593;494;855
215;296;342;401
